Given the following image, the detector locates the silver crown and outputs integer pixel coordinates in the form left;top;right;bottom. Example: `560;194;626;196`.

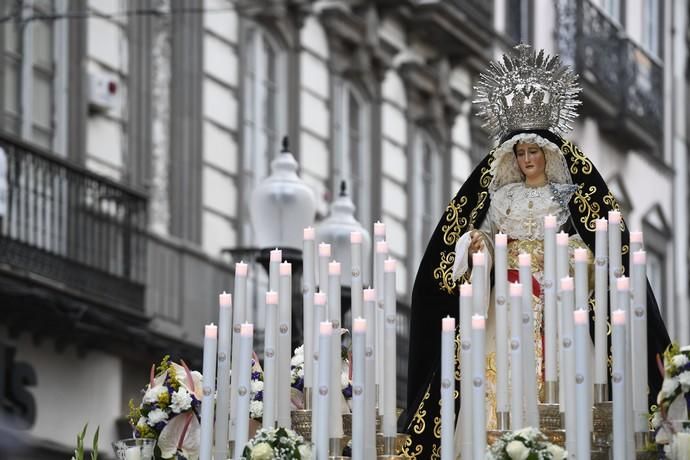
474;44;581;141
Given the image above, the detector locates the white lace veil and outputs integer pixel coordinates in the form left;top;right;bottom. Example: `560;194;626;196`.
488;132;573;194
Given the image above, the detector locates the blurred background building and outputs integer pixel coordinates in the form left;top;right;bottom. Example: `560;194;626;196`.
0;0;687;458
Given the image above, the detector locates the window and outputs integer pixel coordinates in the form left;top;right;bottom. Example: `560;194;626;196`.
641;0;660;56
241;25;287;243
333;80;370;225
506;0;531;43
602;0;622;23
411;130;442;267
642;204;671;321
2;0;66;151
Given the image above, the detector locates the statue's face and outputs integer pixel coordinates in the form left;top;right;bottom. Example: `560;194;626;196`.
514;142;546;183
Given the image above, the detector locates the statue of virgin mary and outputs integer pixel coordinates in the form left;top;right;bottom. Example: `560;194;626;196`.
400;44;671;457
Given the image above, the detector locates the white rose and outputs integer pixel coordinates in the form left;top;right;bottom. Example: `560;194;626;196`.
681;345;690;352
546;443;566;460
673;354;689;368
143;385;167;404
298;444;312;460
679;371;690;391
249;400;263;418
170;388;192;413
251;442;274;460
505;440;529;460
341;372;350;389
661;378;680;398
146;408;169;426
251;379;264;394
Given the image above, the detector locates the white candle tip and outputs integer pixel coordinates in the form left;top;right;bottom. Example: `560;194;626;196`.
384;258;397;272
573;309;588;325
266;291;279;304
328;261;341;275
495;233;507;246
318;243;331;257
556;232;569;245
353;318;367;333
235;262;248;276
219;292;232;307
270;249;282;261
376;241;389;253
595;218;608;231
509;282;523;296
630;231;643;244
350;231;363;244
279;262;292;275
518;253;531;266
240;323;254;336
574;248;588;262
608;210;621;224
561;277;574;291
460;283;473;297
314;292;327;305
544;215;557;228
471;314;486;329
320;321;333;335
303;227;315;240
632;250;646;265
374;222;386;236
205;324;218;338
472;251;486;265
612;309;626;325
363;288;376;302
616;276;630;291
442;316;455;331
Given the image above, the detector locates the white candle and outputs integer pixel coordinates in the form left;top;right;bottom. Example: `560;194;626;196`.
229;262;248;443
630;231;644;254
459;283;473;458
471;314;486;460
561;277;576;457
617;276;635;455
556;231;569;413
351;231;364;322
263;292;278;429
234;323;254;460
441;316;455;460
594;219;609;388
518;254;539;428
277;262;292;428
303;229;316;395
270;248;282;293
574;309;591;460
472;251;486;316
352;318;366;460
319;243;331;294
612;309;627;460
311;292;327;443
509;282;523;430
316;322;332;460
200;324;217;460
374;221;386;239
543;216;558;400
608;211;622;332
383;258;397;438
214;294;232;460
327;261;343;439
363;288;377;458
494;233;509;418
574;248;589;311
675;433;690;460
631;251;648;433
375;241;388;415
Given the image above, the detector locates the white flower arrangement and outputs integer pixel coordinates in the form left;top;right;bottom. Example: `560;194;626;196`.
486;426;567;460
241;427;312;460
652;343;690;446
290;343;353;401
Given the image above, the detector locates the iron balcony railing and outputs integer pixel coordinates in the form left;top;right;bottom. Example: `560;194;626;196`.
0;133;147;311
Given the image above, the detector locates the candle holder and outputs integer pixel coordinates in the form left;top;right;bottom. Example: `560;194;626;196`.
496;411;510;431
375;433;409;458
541;429;566;448
304;387;313;410
634;431;651;450
593;383;607;404
538;403;562;430
291;409;313;441
592;401;613;452
543;381;559;404
111;438;156;460
329;438;343;457
342;413;352;437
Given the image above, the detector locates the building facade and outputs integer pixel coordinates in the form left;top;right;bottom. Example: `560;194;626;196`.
0;0;687;457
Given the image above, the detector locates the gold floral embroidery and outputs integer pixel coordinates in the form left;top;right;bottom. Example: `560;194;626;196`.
573;185;601;232
433;415;442;439
400;435;423;458
434;251;457;294
430;443;441;459
455;333;462;381
441;196;469;246
411;389;430;434
470;191;489;228
479;153;495;188
562;141;593;175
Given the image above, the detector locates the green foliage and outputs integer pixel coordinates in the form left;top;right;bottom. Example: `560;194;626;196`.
72;424;99;460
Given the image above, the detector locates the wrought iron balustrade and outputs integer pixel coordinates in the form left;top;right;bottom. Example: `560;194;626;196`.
0;134;147;311
556;0;663;143
449;0;493;25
